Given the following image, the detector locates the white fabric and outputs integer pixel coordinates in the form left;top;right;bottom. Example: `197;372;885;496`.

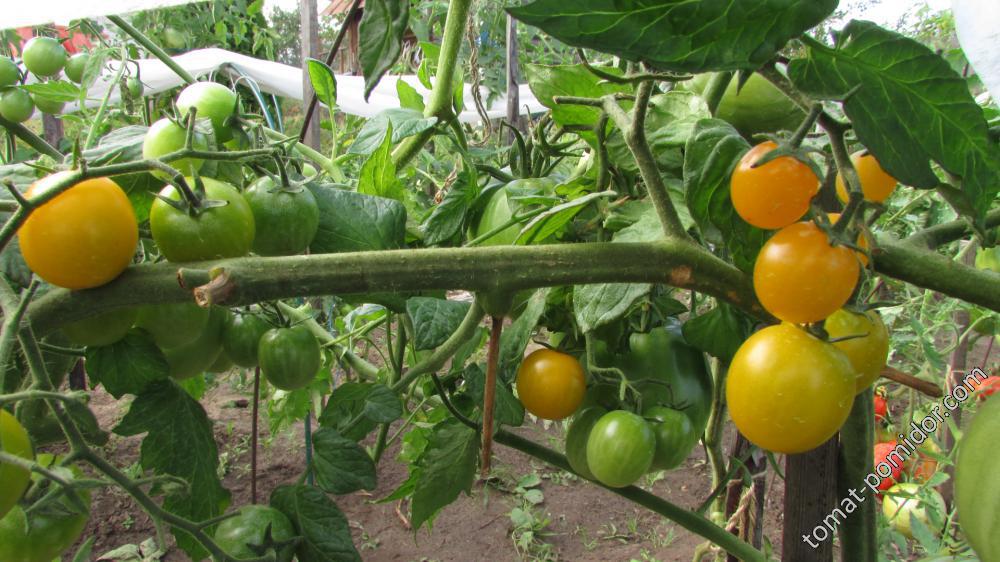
3;0;205;30
953;0;1000;105
69;48;544;123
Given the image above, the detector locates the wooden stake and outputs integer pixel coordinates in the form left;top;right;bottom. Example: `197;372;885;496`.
480;315;503;477
251;366;260;504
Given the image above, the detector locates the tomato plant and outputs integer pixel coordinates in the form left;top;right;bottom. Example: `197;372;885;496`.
564;406;607;480
727;324;855;454
149;177;255;262
0;410;32;520
142;117;211;178
730;141;819;230
175;82;239;142
18;174;138;290
585;410;656;488
645;405;698;471
835;151;898;204
824;308;890;392
0;88;35;123
222;312;271;368
244;175;320;256
258;324;322;391
21;36;66;77
753;221;861;323
515;348;586;421
213;504;296;562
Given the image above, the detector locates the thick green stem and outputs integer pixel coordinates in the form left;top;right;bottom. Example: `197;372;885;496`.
391;0;473;168
602;87;690;239
393;300;485;391
837;389;876;562
0;117;62;158
906;208;1000;249
703;71;733;116
107;15;196;84
494;430;765;562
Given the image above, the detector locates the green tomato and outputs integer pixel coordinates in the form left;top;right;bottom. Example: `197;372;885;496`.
141;118;210;179
685;72;805;137
163;27;188;50
883;482;945;539
585;410;656;488
207;349;234;373
564;406;607;481
245;176;320;256
214;505;296;562
176;82;238;143
162;307;229;380
259;324;321;391
222;313;271;368
645;406;698;471
63;53;89;84
149;177;255;262
0;88;35;123
30;93;64;115
21;37;66;77
623;325;714;432
124;77;143;98
135;302;210;348
470;178;556;246
0;58;19;88
976;247;1000;274
956;394;1000;561
0;410;33;520
62;307;138;347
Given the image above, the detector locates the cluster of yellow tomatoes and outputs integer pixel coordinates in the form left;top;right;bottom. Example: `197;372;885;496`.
726;142;895;454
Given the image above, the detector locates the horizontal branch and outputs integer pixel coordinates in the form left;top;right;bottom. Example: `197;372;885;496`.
26;240;761;335
879;366;943;398
905;208;1000;249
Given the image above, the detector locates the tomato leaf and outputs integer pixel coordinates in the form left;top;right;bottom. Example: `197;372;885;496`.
422;155;481;246
525;63;629;131
516;190;617;245
463;363;525;427
788;20;1000;219
306;58;338;110
358;0;410;100
318;382;402;440
114;380;230;560
270;484;360;562
411;419;479;530
509;0;836;73
406;296;473;350
85;329;169;398
75;126;158;221
396;79;425;112
681;303;753;362
349;108;437;156
358;122;404;201
574;283;651;334
306;182;406;253
683;118;768;272
498;289;550;383
606;90;710;175
20;81;81;102
311;427;377;494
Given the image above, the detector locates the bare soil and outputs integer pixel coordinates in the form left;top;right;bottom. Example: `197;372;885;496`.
65;379;785;562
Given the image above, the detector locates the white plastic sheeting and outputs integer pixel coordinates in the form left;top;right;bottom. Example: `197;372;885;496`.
953;0;1000;104
4;0;204;30
68;48;544;123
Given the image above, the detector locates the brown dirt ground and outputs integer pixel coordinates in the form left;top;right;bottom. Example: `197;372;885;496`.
59;379;785;562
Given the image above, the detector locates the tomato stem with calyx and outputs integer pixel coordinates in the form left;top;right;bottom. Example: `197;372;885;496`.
480;315;502;478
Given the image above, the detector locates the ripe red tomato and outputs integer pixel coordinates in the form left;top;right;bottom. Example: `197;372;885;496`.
874;393;888;422
730;141;819;230
515;349;586;421
18;173;138;289
726;323;855;454
969;376;1000;401
835;151;898;204
874;441;904;494
753;221;861;324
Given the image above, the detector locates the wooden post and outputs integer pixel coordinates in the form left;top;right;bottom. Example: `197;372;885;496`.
505;14;520;140
300;0;322;149
41;113;63;148
782;438;838;561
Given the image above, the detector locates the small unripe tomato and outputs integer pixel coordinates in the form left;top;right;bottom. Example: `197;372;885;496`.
515;349;586;421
